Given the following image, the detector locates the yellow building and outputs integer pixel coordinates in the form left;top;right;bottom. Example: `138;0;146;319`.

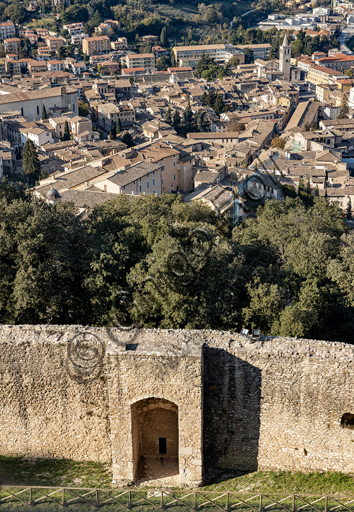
306;64;345;85
82;36;110;56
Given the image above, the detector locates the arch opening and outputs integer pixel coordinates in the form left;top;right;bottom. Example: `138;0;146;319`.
132;398;179;484
341;413;354;430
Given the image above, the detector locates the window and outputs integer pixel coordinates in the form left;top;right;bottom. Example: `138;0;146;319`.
147;181;149;189
146;173;149;178
37;106;39;115
152;170;155;175
152;178;155;186
139;185;142;192
133;180;135;185
161;178;164;184
139;177;142;182
122;186;125;191
173;174;176;181
171;184;173;188
159;438;167;454
173;161;176;167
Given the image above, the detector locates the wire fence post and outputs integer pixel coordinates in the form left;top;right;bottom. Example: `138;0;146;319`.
293;494;295;512
325;495;328;512
259;493;262;512
128;490;131;509
194;490;196;510
62;488;65;506
95;489;99;506
161;490;163;509
226;491;229;511
29;487;32;505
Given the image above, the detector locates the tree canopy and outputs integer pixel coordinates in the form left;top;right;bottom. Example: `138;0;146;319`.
1;182;354;343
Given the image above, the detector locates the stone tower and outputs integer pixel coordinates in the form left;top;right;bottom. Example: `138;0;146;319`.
279;33;291;82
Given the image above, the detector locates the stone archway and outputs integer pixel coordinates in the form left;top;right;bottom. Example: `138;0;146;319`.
132;398;179;484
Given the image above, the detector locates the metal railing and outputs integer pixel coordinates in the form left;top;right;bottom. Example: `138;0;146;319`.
2;487;354;510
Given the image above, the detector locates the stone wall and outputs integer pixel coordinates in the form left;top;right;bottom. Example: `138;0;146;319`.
1;325;354;485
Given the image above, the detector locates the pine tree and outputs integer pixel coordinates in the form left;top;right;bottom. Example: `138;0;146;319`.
347;197;352;220
121;131;134;148
42;105;47;120
160;26;167;46
338;94;349;119
22;139;41;186
116;117;122;134
165;107;172;125
298;177;304;191
63;120;70;141
196;110;206;132
213;94;224;114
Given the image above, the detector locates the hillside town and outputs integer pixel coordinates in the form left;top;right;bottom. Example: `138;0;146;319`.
1;1;354;220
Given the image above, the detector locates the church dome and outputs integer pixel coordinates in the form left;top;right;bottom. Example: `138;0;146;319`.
46;187;60;201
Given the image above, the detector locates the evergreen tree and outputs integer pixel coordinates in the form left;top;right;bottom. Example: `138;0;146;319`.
173;109;181;133
298;177;304;192
160;26;167;46
338;94;349;119
196;110;207;132
42;105;47;120
109;126;116;140
165;107;172;125
116;117;122;134
183;100;193;133
306;177;311;193
63;120;70;141
347;197;352;220
213;94;224;114
315;184;319;196
22;140;41;186
121;131;134;147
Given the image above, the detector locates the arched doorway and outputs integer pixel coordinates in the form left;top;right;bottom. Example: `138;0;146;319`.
132;398;179;484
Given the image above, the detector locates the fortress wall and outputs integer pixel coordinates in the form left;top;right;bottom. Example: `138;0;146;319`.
0;326;112;463
203;334;354;475
1;326;354;481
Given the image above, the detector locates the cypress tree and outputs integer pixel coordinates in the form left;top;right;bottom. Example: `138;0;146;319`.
22;139;41;186
42;105;47;120
347;197;352;220
165;107;172;125
63;120;70;141
116;117;122;134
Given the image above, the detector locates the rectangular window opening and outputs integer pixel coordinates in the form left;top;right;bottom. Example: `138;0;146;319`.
159;438;167;454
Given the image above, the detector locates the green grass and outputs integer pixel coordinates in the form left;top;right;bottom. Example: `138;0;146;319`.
0;456;112;489
1;458;354;511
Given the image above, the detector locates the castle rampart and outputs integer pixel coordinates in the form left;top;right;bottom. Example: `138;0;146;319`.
0;325;354;485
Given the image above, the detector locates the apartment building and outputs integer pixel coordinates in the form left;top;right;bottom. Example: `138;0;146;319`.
317;53;354;71
173;44;245;67
71;33;89;46
96;161;162;196
97;102;135;130
37;28;49;38
235;43;272;60
46;37;64;51
104;19;121;30
5;58;20;74
99;60;120;74
63;23;84;36
0;22;16;40
4;38;20;55
111;37;128;50
306;64;346;85
28;60;47;74
82;36;110;56
139;141;193;193
153;46;170;59
37;47;52;59
124;53;155;72
47;60;63;72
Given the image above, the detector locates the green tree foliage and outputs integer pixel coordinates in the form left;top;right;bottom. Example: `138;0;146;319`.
160;26;167;46
183;101;193;134
346;198;352;220
121;131;134;147
78;101;89;117
200;91;227;114
338;94;349;119
1;185;353;342
109;126;116;140
63;120;70;141
42;105;47;120
22;140;41;186
61;5;89;24
165;107;172;125
173;109;181;133
116;117;122;134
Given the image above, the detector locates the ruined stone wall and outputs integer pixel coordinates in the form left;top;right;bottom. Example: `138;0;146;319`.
1;326;354;483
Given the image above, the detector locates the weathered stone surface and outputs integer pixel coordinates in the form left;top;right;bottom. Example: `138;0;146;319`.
0;325;354;485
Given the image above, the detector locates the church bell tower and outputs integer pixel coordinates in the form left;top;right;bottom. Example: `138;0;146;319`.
279;33;291;82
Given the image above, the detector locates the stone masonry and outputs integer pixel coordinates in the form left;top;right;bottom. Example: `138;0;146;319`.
0;325;354;486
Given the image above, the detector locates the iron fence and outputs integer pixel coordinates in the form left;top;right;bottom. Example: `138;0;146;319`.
2;488;354;511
